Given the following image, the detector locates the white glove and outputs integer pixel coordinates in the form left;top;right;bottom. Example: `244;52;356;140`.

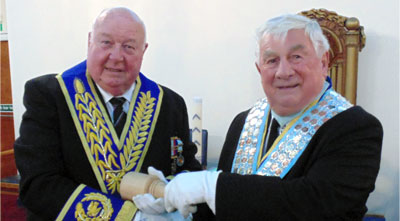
132;167;168;214
133;194;165;214
164;170;221;218
134;210;192;221
147;166;168;184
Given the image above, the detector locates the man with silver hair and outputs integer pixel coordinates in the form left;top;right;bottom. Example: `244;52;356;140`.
163;14;383;220
14;7;201;220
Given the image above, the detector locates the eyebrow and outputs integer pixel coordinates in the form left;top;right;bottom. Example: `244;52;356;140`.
97;33;137;43
97;33;112;38
289;44;306;53
262;50;277;60
261;44;308;62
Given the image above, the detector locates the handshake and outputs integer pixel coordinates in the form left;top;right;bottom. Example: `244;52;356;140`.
121;167;220;220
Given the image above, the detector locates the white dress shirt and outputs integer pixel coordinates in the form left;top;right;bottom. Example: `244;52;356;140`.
96;83;136;123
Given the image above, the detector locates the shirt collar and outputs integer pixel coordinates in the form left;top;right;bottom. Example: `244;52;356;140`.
96;82;136;104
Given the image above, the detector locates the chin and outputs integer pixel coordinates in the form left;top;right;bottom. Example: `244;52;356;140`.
274;109;297;117
271;102;303;116
108;89;125;96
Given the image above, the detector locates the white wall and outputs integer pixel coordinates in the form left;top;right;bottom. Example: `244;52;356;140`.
6;0;399;220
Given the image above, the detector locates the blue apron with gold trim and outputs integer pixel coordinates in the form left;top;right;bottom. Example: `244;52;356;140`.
55;60;163;220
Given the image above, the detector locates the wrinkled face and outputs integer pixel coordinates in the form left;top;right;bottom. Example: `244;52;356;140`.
256;29;329;116
87;11;148;96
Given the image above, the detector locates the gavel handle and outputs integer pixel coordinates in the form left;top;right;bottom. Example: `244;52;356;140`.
120;172;166;200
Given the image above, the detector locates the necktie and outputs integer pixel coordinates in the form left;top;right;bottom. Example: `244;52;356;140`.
110;97;127;136
263;118;280;155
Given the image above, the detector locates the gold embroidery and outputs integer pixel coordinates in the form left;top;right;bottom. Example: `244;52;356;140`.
75;192;114;220
74;78;117;193
105;91;156;194
114;91;156;193
74;79;156;194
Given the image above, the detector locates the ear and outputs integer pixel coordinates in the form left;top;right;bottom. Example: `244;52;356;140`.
143;43;149;53
255;62;261;74
321;51;329;77
88;32;92;48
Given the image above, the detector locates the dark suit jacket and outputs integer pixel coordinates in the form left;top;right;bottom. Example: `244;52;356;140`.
14;73;201;220
195;106;382;221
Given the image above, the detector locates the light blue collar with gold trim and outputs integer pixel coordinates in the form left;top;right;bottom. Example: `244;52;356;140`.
232;87;352;178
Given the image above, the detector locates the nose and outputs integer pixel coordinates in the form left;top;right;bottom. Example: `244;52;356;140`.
109;45;124;62
275;58;294;79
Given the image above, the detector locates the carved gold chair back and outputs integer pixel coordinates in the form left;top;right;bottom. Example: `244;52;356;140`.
299;9;366;104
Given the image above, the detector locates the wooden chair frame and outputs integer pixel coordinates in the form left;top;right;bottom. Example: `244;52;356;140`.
299;9;366;104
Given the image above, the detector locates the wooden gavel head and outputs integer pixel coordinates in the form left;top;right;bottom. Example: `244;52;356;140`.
120;172;166;200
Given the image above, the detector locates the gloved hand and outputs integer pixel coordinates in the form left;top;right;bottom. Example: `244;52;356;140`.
132;167;168;214
147;166;168;184
133;210;191;221
164;170;221;218
133;194;165;214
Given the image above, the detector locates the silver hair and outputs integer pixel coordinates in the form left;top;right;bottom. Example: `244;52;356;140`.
255;14;329;61
90;7;147;45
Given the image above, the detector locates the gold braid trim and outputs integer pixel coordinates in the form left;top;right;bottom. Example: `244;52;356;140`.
73;80;157;194
56;184;86;221
115;201;137;221
74;79;119;193
114;91;156;193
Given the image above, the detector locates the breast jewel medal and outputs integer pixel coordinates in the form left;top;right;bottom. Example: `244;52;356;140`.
170;137;184;174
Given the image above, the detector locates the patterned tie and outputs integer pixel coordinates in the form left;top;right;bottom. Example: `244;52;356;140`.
110;97;127;136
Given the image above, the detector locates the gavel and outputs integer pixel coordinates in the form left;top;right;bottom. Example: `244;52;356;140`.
120;172;166;200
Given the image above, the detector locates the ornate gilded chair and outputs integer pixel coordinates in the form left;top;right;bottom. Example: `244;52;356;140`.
299;9;366;104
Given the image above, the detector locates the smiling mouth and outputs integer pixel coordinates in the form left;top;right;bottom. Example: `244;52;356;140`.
277;84;299;89
105;67;124;72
